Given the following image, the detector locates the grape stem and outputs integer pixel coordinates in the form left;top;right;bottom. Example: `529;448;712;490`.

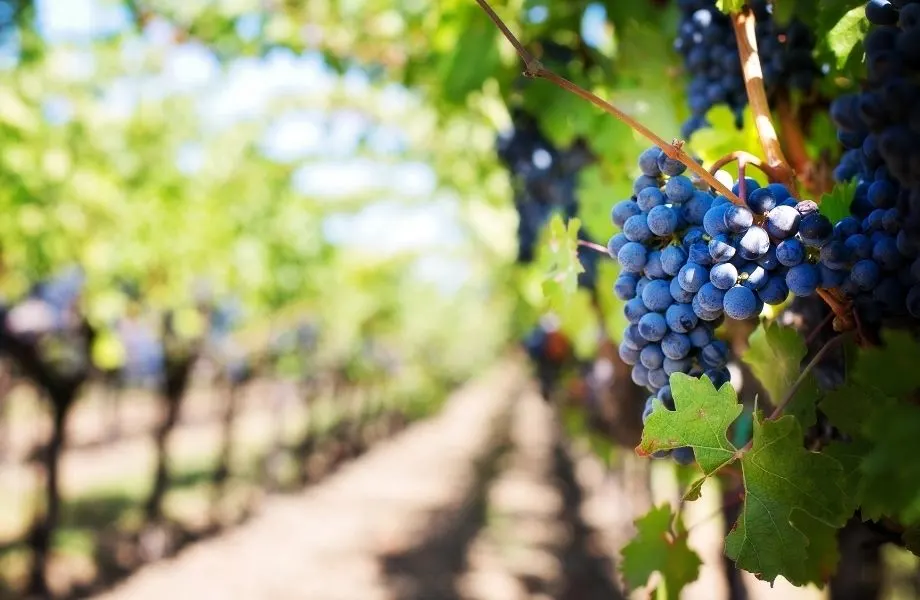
767;332;851;421
473;0;745;206
731;8;796;195
709;150;787;184
577;239;611;255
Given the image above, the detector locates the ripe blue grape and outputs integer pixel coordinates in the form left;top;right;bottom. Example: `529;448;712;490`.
642;279;675;312
648;205;679;236
677;262;709;293
640;344;665;370
765;205;801;239
786;263;820;296
723;285;759;319
776;238;805;266
638;312;668;342
618;242;648;272
710;262;738;290
666;302;699;333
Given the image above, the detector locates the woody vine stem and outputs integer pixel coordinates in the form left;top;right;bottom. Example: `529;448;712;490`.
472;0;745;206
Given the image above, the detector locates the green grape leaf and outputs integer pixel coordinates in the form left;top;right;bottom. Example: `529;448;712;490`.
715;0;746;14
620;504;702;600
819;180;858;225
576;164;627;243
826;6;869;69
849;330;920;399
638;373;742;476
858;400;920;524
823;439;871;515
540;215;585;310
742;321;818;428
724;414;849;586
820;383;886;438
688;106;764;183
438;12;501;103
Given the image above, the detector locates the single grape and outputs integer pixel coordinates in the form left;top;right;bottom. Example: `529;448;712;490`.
677;262;710;293
612;199;642;227
696;282;726;313
607;233;629;259
661;331;692;360
723;205;755;233
670;276;696;303
723;284;759;319
619;343;640;366
614;273;639;300
618;242;648;272
637;187;666;212
746;186;777;214
638;312;668;342
648;368;669;389
799;212;834;247
739;263;768;290
640;344;666;370
644;250;667;280
704;367;731;388
642;279;675;312
701;340;729;368
665;175;696;203
709;234;737;263
657;152;687;177
851;259;882;290
661;245;688;276
672;446;695;465
786;263;820;296
666;302;699;333
632;364;650;387
624;297;649;323
710;262;739;290
765;205;801;239
704;203;731;236
776;238;805;266
639;147;663;177
737;226;771;259
648;205;679;236
624;214;653;242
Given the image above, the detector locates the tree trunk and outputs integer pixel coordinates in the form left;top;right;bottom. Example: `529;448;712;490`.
211;380;241;515
829;518;883;600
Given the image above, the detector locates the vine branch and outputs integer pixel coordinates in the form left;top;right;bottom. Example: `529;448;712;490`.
709;150;788;184
474;0;745;206
731;8;796;195
768;332;851;421
577;239;610;255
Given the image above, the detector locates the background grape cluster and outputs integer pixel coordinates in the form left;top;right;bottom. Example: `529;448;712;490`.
675;0;820;138
823;0;920;322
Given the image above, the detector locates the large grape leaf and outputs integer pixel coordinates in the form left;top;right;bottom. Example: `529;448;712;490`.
724;414;849;586
637;373;742;475
819;331;920;524
742;321;818;428
641;374;848;585
620;504;702;600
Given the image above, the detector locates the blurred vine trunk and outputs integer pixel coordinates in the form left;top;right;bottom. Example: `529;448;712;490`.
828;518;883;600
145;313;199;523
211;375;244;519
0;360;14;460
0;314;94;597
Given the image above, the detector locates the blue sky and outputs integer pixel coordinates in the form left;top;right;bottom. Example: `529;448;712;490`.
32;0;471;291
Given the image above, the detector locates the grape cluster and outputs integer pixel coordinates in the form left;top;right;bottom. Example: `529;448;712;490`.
823;0;920;319
674;0;819;138
497;110;600;288
611;147;842;464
